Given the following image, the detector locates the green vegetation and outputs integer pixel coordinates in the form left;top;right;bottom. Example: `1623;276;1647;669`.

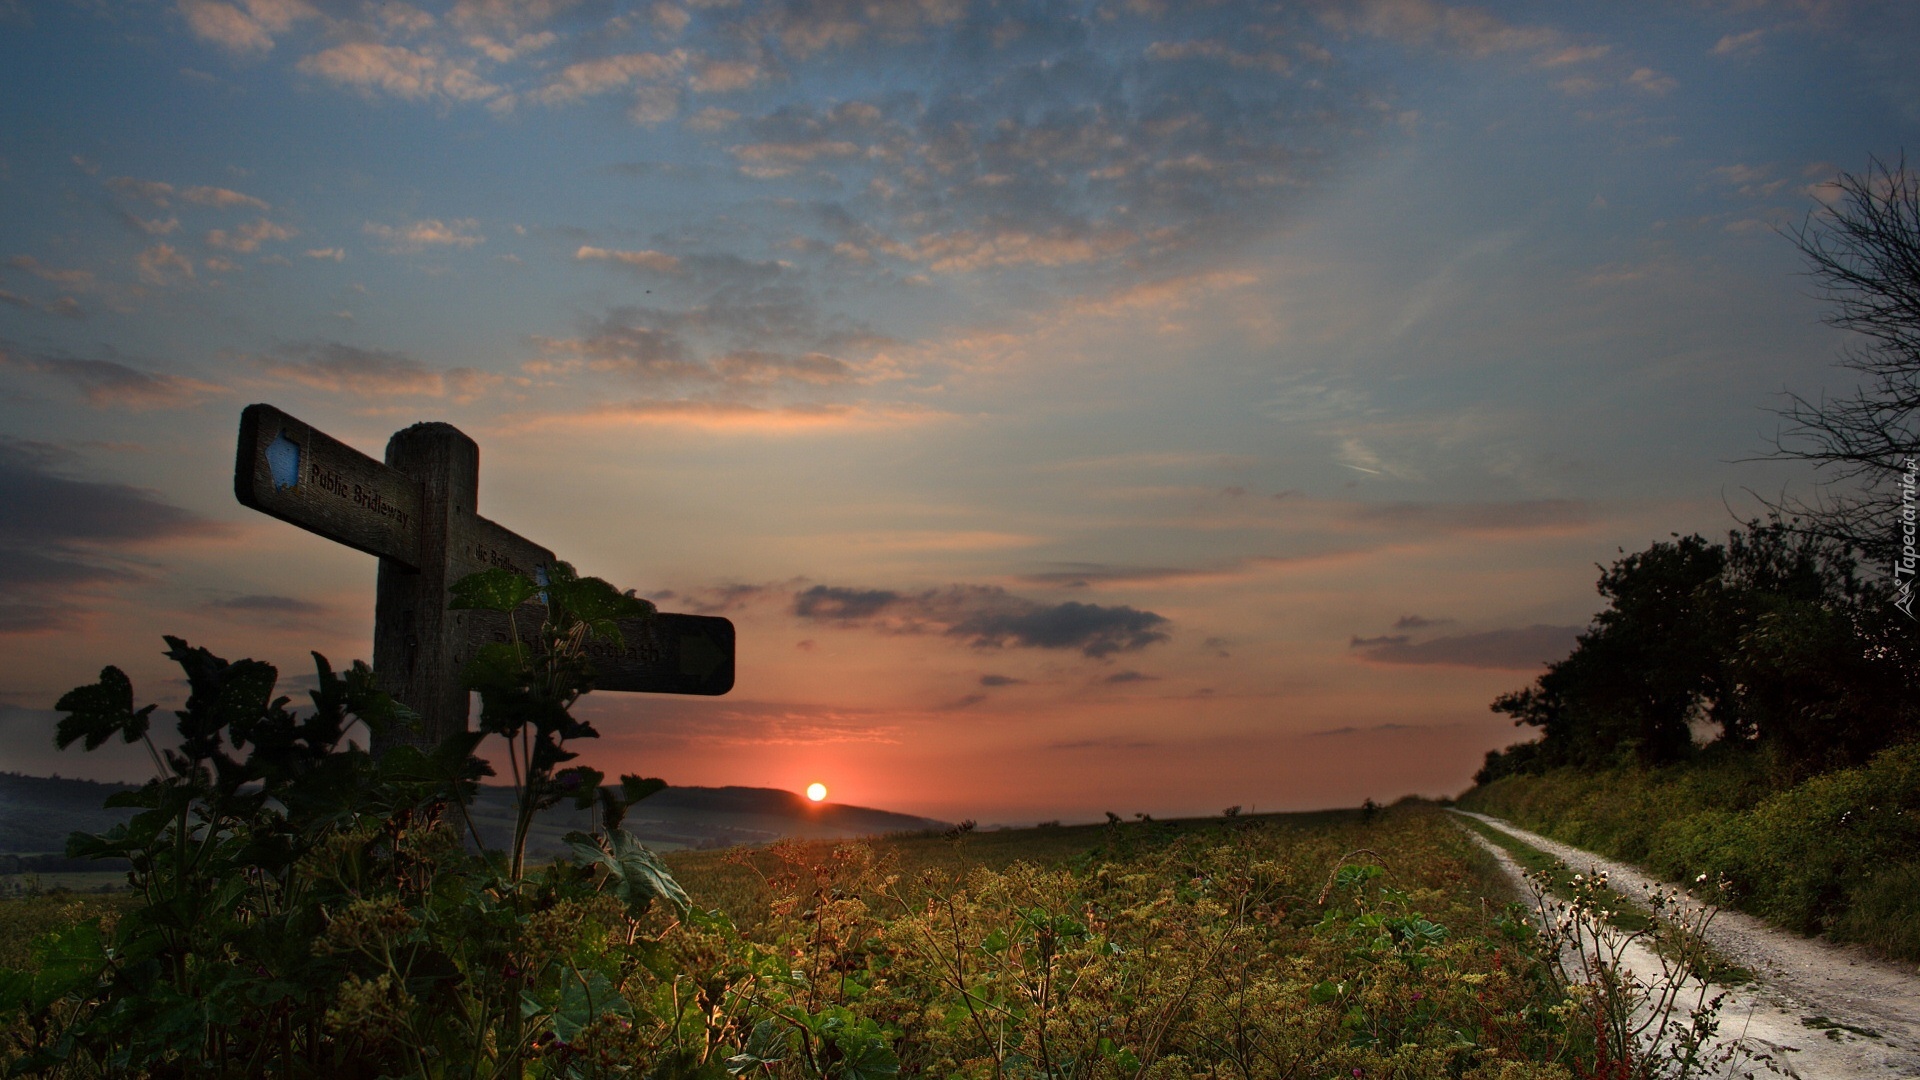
1459;746;1920;963
1;790;1658;1079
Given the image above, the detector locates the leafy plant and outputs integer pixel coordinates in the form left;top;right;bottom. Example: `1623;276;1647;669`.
0;563;688;1078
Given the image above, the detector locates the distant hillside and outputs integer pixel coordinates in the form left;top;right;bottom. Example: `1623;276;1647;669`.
469;784;947;860
0;773;140;857
0;773;947;870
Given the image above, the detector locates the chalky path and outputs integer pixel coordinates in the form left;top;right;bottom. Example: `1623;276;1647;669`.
1456;810;1920;1079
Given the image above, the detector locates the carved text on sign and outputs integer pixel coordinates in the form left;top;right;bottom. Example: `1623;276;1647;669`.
473;543;527;575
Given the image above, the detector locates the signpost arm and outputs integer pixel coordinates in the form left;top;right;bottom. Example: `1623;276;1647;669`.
373;423;481;754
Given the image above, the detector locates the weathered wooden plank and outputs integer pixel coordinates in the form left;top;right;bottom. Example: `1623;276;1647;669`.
236;403;736;726
473;610;735;697
451;515;557;668
449;514;553;582
587;613;735;696
373;421;479;751
235;403;424;568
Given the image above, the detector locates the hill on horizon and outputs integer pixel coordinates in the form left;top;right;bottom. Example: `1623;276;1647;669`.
0;772;949;870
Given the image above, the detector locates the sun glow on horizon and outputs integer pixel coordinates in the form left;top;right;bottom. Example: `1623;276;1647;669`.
806;782;828;803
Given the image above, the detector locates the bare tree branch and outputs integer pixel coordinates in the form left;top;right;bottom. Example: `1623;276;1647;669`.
1762;154;1920;567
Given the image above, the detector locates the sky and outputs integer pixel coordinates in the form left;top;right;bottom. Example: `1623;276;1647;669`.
1;0;1916;824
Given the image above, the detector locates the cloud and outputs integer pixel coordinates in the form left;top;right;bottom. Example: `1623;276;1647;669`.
1019;562;1211;588
1144;39;1290;73
299;43;502;103
1350;625;1582;670
526;290;885;409
534;51;685;105
180;185;269;210
0;346;227;410
979;674;1023;687
305;247;345;261
1046;736;1160;752
1711;28;1765;56
691;58;763;93
206;218;295;253
1322;0;1559;58
748;0;966;60
363;218;485;252
1537;43;1609;66
258;342;500;400
654;582;788;614
7;256;95;289
1304;722;1419;738
0;439;226;633
205;593;328;616
0;291;84;320
178;0;308;55
107;177;179;206
687;106;739;131
1101;670;1159;684
1627;67;1678;95
906;226;1141;274
1342;499;1593;536
500;399;925;433
793;583;1171;658
574;246;682;273
448;0;578;38
1393;614;1451;629
134;244;195;286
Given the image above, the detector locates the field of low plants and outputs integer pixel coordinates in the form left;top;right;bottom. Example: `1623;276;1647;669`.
1458;741;1920;962
2;797;1634;1079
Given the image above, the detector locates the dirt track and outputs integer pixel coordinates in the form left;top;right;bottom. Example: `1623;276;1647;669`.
1454;810;1920;1079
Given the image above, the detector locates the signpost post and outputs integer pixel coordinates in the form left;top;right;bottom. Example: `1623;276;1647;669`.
234;403;733;751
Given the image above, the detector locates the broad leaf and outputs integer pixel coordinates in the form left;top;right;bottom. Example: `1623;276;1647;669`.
552;967;631;1043
568;828;691;918
55;667;155;751
542;561;655;644
448;567;541;613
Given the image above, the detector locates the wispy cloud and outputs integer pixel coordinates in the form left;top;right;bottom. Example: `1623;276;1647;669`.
257;342;501;400
1350;625;1581;670
206;218;295;253
134;244;195;286
179;0;314;55
107;176;268;210
363;218;485;252
0;345;227;410
0;439;228;632
204;593;329;617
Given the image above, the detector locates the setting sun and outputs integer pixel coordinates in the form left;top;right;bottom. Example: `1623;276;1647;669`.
806;783;827;803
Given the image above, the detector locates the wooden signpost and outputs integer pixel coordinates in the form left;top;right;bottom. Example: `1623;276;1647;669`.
234;403;733;750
